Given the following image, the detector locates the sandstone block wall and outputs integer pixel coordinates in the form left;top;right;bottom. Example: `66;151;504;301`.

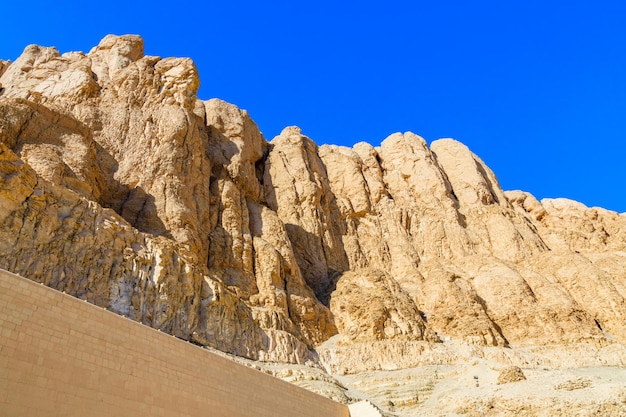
348;401;384;416
0;269;350;417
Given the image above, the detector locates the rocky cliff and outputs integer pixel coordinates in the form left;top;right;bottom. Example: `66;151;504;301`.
1;36;625;413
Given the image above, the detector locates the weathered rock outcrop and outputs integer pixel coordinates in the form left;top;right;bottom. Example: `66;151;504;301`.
0;35;333;364
497;366;526;384
1;35;625;375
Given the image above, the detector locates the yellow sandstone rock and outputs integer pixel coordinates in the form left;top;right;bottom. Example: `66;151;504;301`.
1;35;625;415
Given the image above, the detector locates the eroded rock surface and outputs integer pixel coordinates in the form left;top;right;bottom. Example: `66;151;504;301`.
0;36;333;364
1;35;625;388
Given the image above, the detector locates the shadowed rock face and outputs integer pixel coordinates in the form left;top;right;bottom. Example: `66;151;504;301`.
1;35;625;366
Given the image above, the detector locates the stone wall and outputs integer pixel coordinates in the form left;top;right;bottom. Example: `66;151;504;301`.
0;269;350;417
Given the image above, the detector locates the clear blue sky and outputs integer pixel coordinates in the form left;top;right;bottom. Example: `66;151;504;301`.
2;1;626;213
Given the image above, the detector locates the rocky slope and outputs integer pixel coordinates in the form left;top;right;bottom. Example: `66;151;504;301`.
1;35;625;415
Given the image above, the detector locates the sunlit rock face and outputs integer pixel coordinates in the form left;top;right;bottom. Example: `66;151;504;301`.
1;35;625;371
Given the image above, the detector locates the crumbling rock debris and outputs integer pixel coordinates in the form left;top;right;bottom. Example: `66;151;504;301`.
497;366;527;384
555;378;593;391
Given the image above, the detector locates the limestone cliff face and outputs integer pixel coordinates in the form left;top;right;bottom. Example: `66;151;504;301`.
1;35;624;366
0;35;332;364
